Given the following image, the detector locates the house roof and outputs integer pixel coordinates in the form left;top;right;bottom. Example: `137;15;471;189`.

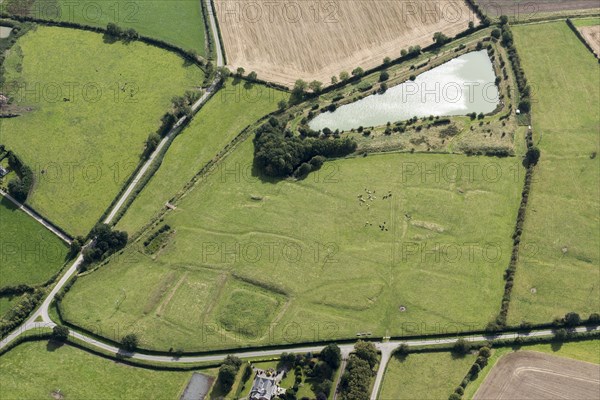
249;376;277;400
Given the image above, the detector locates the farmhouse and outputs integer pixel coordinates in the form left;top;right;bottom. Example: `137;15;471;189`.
249;368;285;400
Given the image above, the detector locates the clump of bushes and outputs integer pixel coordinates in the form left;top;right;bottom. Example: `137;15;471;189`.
6;152;33;203
0;289;44;337
105;23;139;42
82;224;128;266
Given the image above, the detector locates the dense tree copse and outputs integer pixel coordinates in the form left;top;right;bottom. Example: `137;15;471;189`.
320;343;342;369
253;118;356;178
217;355;243;394
338;341;380;400
82;224;128;265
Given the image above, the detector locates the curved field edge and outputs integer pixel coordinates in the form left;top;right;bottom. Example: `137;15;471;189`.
0;340;202;399
0;197;68;287
507;21;600;325
115;79;289;236
465;340;600;399
1;25;204;236
60;136;524;352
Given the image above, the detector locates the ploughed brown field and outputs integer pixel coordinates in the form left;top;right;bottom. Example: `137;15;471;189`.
474;351;600;400
580;25;600;58
214;0;475;86
476;0;600;20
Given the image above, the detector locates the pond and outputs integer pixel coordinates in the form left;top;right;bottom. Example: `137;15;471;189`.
309;50;499;132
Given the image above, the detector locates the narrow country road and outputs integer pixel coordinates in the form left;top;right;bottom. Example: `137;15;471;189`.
103;78;221;225
104;0;223;224
1;0;226;353
0;189;72;244
205;0;224;68
2;8;598;400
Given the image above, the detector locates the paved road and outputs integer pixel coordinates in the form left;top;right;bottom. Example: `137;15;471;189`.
104;0;224;224
2;9;596;400
103;78;221;225
1;0;227;353
0;189;72;244
205;0;224;68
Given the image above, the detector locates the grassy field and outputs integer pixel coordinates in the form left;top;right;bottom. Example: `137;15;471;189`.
466;340;600;398
573;17;600;27
61;136;523;351
4;0;207;55
507;22;600;325
0;197;68;287
0;341;196;399
379;352;476;400
1;26;204;236
116;79;288;235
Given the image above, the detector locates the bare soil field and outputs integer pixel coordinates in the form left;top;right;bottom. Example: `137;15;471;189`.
476;0;600;20
580;25;600;57
474;351;600;400
215;0;476;86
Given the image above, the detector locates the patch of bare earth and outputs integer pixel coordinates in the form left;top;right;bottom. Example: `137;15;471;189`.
580;25;600;58
215;0;476;87
474;351;600;400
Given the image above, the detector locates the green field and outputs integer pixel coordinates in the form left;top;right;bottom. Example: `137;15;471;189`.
4;0;207;55
572;17;600;27
116;79;288;235
508;22;600;325
1;26;204;236
61;136;523;351
0;341;196;399
379;352;476;400
0;197;68;287
466;340;600;398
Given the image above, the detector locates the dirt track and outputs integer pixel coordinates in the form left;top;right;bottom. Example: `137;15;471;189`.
580;25;600;58
474;351;600;400
215;0;475;87
476;0;600;20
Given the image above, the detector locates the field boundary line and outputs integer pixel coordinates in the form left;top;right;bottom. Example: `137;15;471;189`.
0;14;209;69
0;188;72;244
566;18;600;59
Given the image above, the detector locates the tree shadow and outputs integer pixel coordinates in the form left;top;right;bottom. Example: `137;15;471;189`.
450;351;468;360
0;196;19;211
102;33;118;44
46;339;65;352
251;159;285;185
551;341;563;352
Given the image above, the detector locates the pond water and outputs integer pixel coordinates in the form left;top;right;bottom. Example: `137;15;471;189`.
0;26;12;39
309;50;499;132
